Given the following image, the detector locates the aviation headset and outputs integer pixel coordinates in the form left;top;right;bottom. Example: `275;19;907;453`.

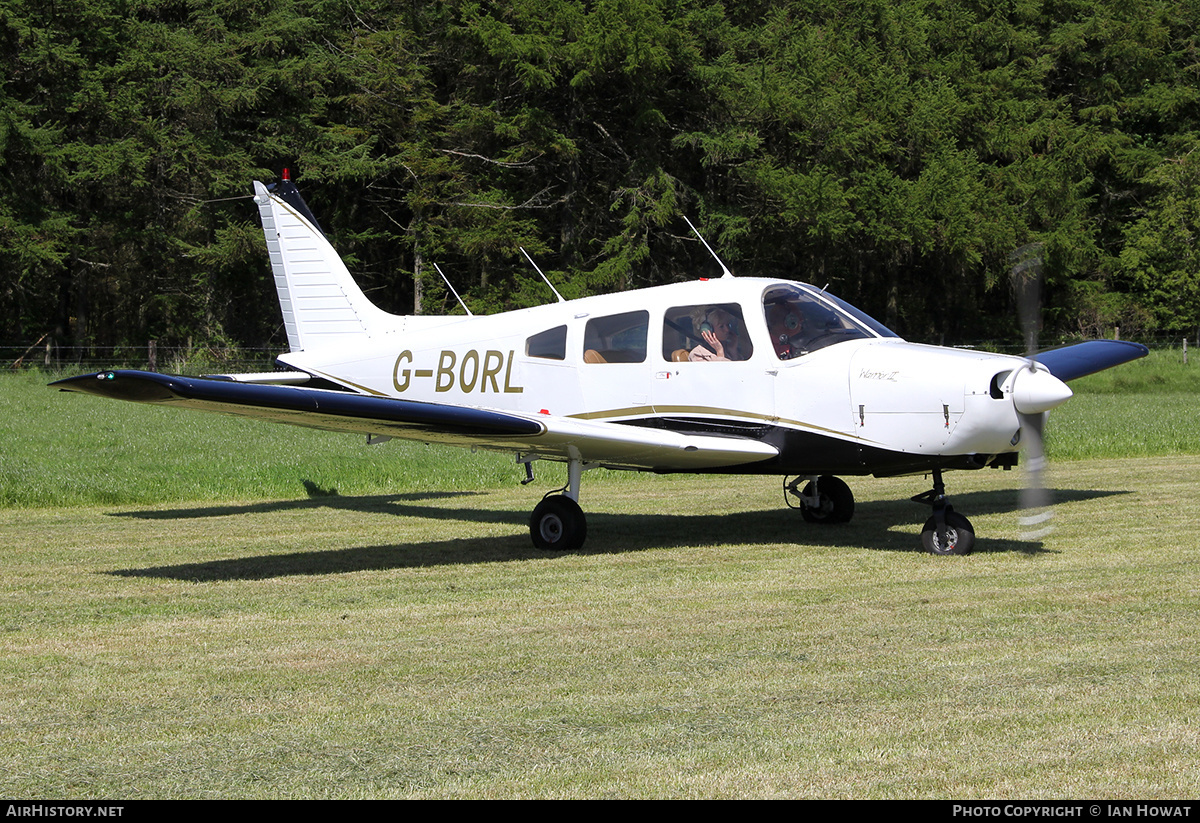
767;302;802;338
698;307;737;336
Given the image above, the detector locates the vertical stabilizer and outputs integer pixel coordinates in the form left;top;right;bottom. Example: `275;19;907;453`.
253;180;391;352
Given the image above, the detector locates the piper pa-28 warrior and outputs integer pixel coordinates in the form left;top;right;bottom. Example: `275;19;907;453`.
54;176;1149;555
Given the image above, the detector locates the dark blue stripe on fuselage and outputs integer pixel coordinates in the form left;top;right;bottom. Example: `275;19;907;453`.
625;416;1002;477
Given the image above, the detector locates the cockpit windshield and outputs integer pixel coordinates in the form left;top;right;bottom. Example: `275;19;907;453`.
762;284;898;360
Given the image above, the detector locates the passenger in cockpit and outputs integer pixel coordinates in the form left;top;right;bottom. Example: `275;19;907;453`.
689;307;747;362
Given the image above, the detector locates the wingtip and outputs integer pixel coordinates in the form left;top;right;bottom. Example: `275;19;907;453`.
49;371;111;390
49;370;181;402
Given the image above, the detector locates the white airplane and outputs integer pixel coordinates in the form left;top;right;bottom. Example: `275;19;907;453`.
54;177;1148;555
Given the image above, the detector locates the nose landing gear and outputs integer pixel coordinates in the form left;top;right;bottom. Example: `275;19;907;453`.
911;469;975;556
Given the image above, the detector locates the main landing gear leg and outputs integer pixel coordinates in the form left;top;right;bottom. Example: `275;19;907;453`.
529;456;589;551
912;468;975;556
786;475;855;524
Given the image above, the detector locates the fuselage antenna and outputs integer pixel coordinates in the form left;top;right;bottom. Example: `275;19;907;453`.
519;247;566;303
432;263;473;316
683;216;734;278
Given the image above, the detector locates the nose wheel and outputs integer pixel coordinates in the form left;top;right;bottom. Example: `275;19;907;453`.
920;510;975;555
912;469;975;555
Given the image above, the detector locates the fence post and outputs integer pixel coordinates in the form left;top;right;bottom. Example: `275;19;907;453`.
1184;337;1189;366
148;340;157;372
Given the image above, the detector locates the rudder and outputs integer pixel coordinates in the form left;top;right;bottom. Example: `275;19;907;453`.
253;179;391;352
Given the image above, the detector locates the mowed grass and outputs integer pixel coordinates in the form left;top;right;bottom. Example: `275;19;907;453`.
3;461;1200;798
1;358;1198;798
3;370;525;507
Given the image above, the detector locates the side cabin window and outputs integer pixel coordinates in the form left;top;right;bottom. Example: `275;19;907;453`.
662;304;753;362
583;311;648;363
762;284;876;360
526;325;567;360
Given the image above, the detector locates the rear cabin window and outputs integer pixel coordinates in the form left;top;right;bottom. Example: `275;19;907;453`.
582;311;649;363
525;325;567;360
662;304;752;362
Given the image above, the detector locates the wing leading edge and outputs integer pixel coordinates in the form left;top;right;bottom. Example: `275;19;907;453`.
1035;340;1149;382
53;370;543;439
53;370;777;471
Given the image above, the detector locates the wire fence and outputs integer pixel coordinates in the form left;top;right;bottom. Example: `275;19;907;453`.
2;341;285;374
4;333;1197;374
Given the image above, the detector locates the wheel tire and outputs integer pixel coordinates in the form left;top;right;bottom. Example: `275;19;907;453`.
530;495;588;551
799;475;855;524
920;510;975;556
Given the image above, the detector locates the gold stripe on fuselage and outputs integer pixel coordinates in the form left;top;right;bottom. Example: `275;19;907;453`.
569;404;863;442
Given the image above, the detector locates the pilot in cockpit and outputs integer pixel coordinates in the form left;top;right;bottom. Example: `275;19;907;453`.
765;299;804;360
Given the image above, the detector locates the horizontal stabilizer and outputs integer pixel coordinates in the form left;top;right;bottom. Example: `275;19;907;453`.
1036;340;1149;382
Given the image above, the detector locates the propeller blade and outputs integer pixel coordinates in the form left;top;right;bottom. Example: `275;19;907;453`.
1017;411;1054;540
1009;242;1055;541
1010;242;1044;357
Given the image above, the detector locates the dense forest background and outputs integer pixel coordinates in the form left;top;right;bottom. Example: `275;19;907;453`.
3;0;1200;358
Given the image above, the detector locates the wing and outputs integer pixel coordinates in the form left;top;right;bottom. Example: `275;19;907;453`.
1035;340;1149;382
52;370;777;471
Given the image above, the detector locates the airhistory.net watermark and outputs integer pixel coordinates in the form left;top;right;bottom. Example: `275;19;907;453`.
5;807;124;818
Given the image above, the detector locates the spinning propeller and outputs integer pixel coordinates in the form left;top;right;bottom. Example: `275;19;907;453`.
1008;242;1068;541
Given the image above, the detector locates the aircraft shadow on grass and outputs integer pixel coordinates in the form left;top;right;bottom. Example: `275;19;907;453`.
108;485;489;520
106;486;1131;582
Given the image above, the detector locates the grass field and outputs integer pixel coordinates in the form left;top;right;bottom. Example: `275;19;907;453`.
1;354;1198;798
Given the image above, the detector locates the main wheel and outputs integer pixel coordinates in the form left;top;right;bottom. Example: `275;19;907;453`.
920;510;975;556
530;495;588;551
798;475;855;524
